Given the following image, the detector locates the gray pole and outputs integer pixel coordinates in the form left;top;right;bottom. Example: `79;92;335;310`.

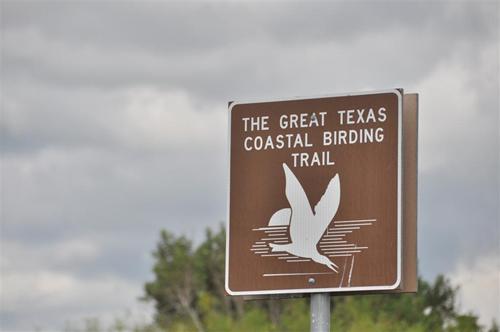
310;293;331;332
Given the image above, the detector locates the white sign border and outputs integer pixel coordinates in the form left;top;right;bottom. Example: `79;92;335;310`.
225;89;403;296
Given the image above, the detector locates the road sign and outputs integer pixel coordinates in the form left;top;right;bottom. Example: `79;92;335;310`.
226;90;410;296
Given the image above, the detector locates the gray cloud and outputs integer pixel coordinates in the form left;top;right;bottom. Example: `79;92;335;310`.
420;171;499;276
1;2;496;96
1;1;498;330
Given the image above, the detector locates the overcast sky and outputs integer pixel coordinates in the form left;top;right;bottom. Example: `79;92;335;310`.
1;1;499;331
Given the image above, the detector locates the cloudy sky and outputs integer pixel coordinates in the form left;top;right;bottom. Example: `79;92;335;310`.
1;1;499;331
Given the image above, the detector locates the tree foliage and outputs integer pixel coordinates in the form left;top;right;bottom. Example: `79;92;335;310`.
142;225;494;332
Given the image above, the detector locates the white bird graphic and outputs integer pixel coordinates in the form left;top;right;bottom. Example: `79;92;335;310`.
269;163;341;272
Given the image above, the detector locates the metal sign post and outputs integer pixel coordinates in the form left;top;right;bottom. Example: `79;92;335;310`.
310;293;330;332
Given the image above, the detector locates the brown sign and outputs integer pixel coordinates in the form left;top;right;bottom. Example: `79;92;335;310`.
226;90;406;296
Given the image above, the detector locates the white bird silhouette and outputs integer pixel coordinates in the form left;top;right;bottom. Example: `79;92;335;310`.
269;163;341;272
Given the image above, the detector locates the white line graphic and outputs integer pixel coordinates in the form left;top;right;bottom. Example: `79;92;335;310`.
249;164;377;287
331;226;360;230
323;250;362;255
264;229;288;233
339;256;348;287
334;219;376;224
261;237;288;241
263;272;335;277
348;255;355;287
253;226;287;231
321;246;367;250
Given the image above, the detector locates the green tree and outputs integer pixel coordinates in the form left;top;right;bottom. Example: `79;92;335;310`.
488;321;499;332
193;225;244;318
143;230;204;332
143;226;492;332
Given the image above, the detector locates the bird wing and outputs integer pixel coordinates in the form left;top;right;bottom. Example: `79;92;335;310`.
282;163;313;243
311;174;340;242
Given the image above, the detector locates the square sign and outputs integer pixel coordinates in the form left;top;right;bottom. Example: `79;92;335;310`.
226;90;402;295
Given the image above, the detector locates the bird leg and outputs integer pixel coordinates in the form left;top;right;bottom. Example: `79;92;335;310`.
324;261;339;273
